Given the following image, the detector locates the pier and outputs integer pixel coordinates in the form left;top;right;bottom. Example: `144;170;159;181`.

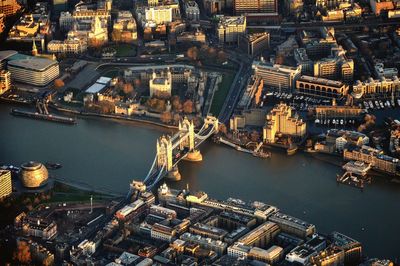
11;108;76;125
337;161;372;189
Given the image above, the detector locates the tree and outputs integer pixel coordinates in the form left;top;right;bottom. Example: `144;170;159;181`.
134;78;142;88
183;99;194;114
219;124;228;135
171;96;182;112
187;46;199;61
122;83;134;95
155;99;166;112
14;240;31;264
173;113;181;125
250;131;260;142
54;79;64;88
217;50;227;63
160;111;172;124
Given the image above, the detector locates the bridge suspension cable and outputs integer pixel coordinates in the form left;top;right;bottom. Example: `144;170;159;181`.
142;155;158;184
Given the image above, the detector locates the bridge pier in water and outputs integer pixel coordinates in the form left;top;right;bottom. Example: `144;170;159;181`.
167;165;181;181
183;149;203;162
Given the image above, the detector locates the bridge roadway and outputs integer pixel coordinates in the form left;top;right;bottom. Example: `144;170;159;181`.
140;122;216;191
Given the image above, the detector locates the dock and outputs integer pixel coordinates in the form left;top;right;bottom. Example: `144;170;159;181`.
337;161;372;189
216;137;271;158
11;108;76;125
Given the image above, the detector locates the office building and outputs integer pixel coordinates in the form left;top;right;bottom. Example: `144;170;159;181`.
248;245;283;264
145;6;173;25
310;247;345;266
329;232;362;265
239;32;270;57
294;48;313;75
263;103;306;143
253;61;301;90
314;105;363;119
227;242;252;258
237;222;280;247
217;15;246;45
0;70;11;94
0;0;21;16
189;223;228;241
268;212;315;239
234;0;278;15
151;223;176;242
315;0;350;9
0;170;12;199
313;54;354;83
180;232;227;255
286;245;317;265
112;11;137;42
7;57;59;86
296;75;349;99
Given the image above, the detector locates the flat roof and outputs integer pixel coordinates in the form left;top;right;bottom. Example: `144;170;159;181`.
0;50;18;61
8;58;58;71
96;76;112;85
86;83;106;94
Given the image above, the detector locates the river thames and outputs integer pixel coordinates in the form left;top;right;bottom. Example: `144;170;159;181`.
0;104;399;259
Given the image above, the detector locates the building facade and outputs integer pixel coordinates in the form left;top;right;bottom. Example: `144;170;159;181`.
254;61;301;90
7;58;59;86
239;32;270;57
0;70;11;94
263;103;306;143
217;15;246;45
234;0;278;15
0;170;12;199
296;75;349;99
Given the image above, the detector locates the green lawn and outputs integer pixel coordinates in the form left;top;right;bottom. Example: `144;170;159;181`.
209;72;235;116
115;44;137;57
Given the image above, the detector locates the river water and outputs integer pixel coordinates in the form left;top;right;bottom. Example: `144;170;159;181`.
0;104;399;259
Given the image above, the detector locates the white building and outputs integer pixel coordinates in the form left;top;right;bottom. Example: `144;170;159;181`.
254;61;302;90
227;242;251;258
47;38;88;54
145;6;173;25
149;71;172;98
217;15;246;45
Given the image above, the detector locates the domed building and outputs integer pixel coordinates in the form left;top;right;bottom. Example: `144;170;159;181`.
20;161;48;188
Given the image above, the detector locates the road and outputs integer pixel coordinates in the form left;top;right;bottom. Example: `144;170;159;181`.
218;53;253;124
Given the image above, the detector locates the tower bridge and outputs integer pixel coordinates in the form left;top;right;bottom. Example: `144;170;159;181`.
129;116;219;195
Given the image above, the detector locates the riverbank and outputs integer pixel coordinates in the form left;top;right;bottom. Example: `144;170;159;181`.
50;103;180;131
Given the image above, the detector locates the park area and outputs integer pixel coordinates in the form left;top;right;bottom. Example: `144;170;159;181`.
209;72;235;116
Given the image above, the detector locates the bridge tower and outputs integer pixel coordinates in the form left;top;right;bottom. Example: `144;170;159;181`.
204;116;219;133
156;135;173;171
179;117;195;151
